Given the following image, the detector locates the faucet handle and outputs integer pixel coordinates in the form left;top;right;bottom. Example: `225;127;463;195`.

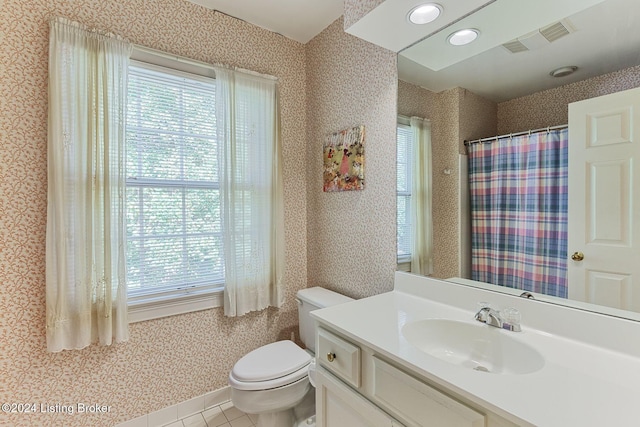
478;301;491;309
501;307;521;332
474;302;496;324
476;301;492;314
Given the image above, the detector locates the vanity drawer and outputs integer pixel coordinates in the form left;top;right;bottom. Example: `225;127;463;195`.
317;328;361;388
372;356;485;427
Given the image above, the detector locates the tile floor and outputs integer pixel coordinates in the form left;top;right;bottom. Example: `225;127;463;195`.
164;401;257;427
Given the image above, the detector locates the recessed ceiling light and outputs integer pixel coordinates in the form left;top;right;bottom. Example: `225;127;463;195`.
447;29;479;46
408;3;442;25
550;66;578;77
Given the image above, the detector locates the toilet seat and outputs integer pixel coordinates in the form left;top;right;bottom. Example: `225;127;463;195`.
229;363;310;391
229;340;311;391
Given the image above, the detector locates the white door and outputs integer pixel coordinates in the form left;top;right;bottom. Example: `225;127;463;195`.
315;367;403;427
568;86;640;311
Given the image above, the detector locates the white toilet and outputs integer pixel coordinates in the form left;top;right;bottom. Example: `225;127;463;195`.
229;287;353;427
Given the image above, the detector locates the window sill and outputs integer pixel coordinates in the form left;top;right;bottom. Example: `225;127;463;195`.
128;287;223;323
397;261;411;272
397;255;411;272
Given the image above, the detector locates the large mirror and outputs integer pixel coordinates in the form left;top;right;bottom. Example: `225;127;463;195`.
394;0;640;320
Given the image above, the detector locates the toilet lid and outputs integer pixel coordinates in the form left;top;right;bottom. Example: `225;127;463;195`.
231;340;311;383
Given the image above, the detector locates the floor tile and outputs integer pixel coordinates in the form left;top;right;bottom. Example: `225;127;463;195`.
182;413;207;427
203;406;229;427
220;402;246;421
128;398;263;427
229;415;253;427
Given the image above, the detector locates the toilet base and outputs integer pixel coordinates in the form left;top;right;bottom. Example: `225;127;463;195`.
295;415;316;427
292;386;315;422
255;409;295;427
251;387;315;427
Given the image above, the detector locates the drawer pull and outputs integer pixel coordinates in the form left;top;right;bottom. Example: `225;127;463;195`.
327;352;336;362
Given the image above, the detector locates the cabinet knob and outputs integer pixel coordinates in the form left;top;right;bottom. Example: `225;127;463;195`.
327;352;336;362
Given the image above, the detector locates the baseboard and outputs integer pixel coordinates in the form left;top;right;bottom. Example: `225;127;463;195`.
116;386;231;427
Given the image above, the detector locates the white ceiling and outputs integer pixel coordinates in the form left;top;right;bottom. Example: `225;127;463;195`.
186;0;343;44
399;0;606;71
186;0;640;103
378;0;640;102
397;0;640;101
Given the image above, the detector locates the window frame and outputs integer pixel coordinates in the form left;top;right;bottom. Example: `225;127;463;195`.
126;48;224;323
396;117;413;270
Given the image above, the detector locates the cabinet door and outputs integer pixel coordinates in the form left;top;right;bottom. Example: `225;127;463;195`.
316;367;403;427
372;356;486;427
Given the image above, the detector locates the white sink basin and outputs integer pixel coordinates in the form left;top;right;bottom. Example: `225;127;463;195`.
401;319;545;375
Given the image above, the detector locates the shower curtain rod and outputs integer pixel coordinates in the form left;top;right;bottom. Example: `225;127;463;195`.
464;124;568;146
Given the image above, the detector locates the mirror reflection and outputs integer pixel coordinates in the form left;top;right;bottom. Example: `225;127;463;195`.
395;0;640;319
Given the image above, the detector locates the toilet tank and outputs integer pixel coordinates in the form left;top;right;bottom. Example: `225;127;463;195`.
296;287;353;354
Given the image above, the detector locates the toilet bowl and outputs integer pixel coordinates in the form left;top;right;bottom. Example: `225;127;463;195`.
228;287;353;427
229;340;312;423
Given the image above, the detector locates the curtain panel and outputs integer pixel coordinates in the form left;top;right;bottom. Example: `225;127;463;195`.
467;128;568;298
409;117;433;276
214;66;285;317
46;17;131;351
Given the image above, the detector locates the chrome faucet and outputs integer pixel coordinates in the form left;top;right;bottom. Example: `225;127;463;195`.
474;307;503;328
474;306;522;332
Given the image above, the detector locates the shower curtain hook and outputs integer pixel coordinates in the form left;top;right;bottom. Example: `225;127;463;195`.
547;126;550;133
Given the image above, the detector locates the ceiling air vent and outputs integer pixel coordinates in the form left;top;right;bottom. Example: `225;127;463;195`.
540;19;575;43
502;39;529;54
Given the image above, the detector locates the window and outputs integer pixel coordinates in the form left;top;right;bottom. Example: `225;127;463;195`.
397;120;413;267
126;59;223;320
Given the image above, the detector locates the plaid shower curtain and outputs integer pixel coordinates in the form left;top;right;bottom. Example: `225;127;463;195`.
467;128;568;298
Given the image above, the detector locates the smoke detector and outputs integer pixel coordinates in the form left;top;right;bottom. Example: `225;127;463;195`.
550;66;578;77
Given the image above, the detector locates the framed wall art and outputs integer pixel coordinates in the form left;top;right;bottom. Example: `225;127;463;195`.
323;125;365;192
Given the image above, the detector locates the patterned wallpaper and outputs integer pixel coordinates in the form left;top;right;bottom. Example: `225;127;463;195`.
459;89;498;151
397;79;436;119
397;82;496;280
429;88;464;280
498;64;640;133
0;0;309;425
305;18;398;299
343;0;386;29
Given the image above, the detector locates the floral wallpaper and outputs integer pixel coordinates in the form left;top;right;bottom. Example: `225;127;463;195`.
343;0;386;30
498;65;640;133
0;0;309;425
305;18;398;299
397;79;436;119
397;82;496;280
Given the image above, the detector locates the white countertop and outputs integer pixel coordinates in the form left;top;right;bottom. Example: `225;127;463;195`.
311;274;640;427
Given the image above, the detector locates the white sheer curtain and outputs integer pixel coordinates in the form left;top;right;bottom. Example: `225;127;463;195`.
46;17;131;351
410;117;433;275
214;66;285;317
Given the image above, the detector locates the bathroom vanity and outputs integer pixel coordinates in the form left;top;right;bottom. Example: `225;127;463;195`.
311;272;640;427
313;326;515;427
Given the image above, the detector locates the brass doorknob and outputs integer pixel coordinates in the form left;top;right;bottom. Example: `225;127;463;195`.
327;352;336;362
571;251;585;261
